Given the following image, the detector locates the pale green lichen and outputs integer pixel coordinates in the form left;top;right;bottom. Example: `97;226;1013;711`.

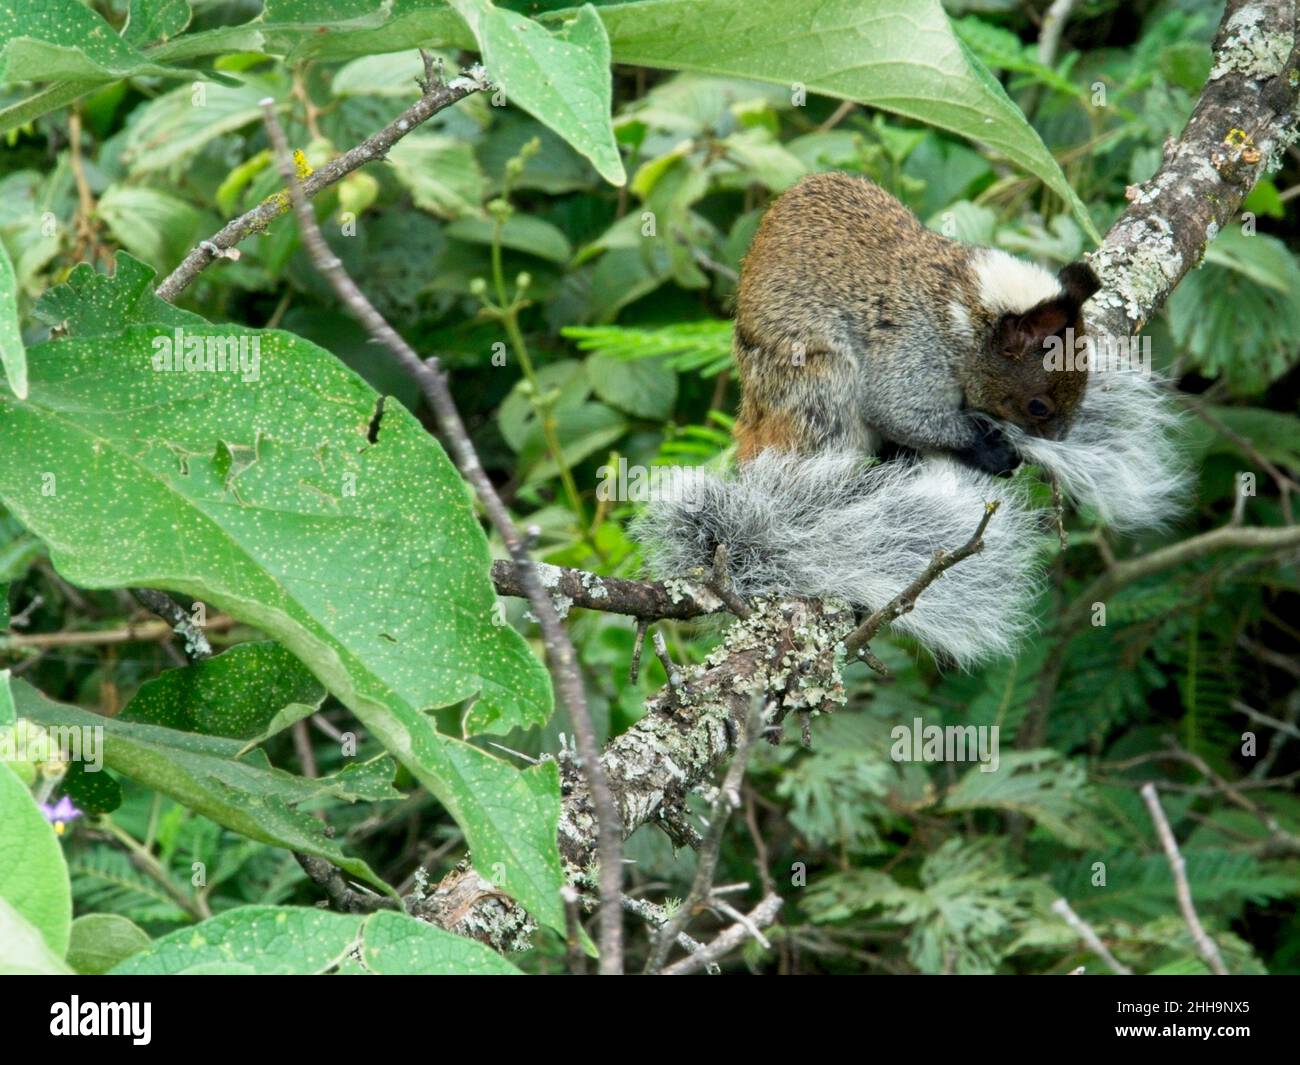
1091;219;1183;324
1209;6;1292;80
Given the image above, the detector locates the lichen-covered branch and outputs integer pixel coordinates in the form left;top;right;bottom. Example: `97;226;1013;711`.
1088;0;1299;337
490;559;724;620
411;597;853;952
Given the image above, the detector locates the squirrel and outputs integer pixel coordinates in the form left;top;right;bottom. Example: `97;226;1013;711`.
634;172;1187;665
732;172;1100;475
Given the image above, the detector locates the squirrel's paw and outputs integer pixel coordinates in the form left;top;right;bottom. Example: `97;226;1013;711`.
957;425;1020;477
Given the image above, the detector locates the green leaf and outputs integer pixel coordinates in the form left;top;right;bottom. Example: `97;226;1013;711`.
586;352;676;420
259;0;471;62
96;186;206;273
563;320;734;377
66;913;152;975
0;0;185;84
449;1;625;186
124;0;192;48
387;133;487;218
1207;406;1300;473
359;910;523;974
33;253;204;337
61;758;123;815
0;761;72;957
14;680;398;890
599;0;1098;241
112;905;365;974
1168;229;1300;395
120;642;326;740
447;215;573;264
111;904;521;974
0;897;73;974
942;750;1104;848
0;669;13;726
517;401;628;486
235;703;322;755
119;77;273;174
0;315;566;933
498;358;591;453
0;239;25;399
332;48;435;96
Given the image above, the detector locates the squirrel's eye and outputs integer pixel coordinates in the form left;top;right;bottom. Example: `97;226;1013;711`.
1027;397;1053;419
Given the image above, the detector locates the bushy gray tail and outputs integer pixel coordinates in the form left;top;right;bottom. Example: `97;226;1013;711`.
632;451;1042;667
998;368;1190;533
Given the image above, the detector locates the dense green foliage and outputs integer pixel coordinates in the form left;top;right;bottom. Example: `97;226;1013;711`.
0;0;1297;975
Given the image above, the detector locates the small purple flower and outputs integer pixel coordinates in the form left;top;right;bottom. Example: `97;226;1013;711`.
40;796;81;836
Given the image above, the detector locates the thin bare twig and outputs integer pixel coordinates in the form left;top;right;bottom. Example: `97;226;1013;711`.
1160;739;1300;855
843;502;999;658
260;100;625;973
661;893;783;976
1051;897;1132;975
0;613;239;650
156;63;490;302
621;895;712;968
490;559;723;620
1140;782;1229;975
1064;524;1300;630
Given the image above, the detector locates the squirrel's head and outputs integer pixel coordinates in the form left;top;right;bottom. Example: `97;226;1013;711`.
968;258;1100;440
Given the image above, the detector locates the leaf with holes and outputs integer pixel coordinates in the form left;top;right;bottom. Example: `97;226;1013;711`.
0;304;565;933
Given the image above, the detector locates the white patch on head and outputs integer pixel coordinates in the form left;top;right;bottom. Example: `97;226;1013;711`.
972;248;1063;315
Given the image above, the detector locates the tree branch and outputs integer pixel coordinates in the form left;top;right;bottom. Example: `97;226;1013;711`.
154;63;490;302
1087;0;1299;337
1140;783;1231;975
489;559;723;620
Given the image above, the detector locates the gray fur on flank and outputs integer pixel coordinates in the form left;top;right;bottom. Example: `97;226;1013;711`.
995;368;1190;533
633;451;1043;666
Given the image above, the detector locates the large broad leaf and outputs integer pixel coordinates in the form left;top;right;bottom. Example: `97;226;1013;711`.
14;680;398;892
4;0;1091;233
33;252;202;336
597;0;1097;240
123;0;192;49
0;897;73;974
0;761;72;957
449;1;625;186
96;186;207;274
0;239;25;399
0;0;184;83
258;0;472;63
120;642;326;740
110;905;522;974
0;284;566;932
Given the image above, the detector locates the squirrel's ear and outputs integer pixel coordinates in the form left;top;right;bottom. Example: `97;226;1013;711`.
996;303;1069;357
1058;262;1100;308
